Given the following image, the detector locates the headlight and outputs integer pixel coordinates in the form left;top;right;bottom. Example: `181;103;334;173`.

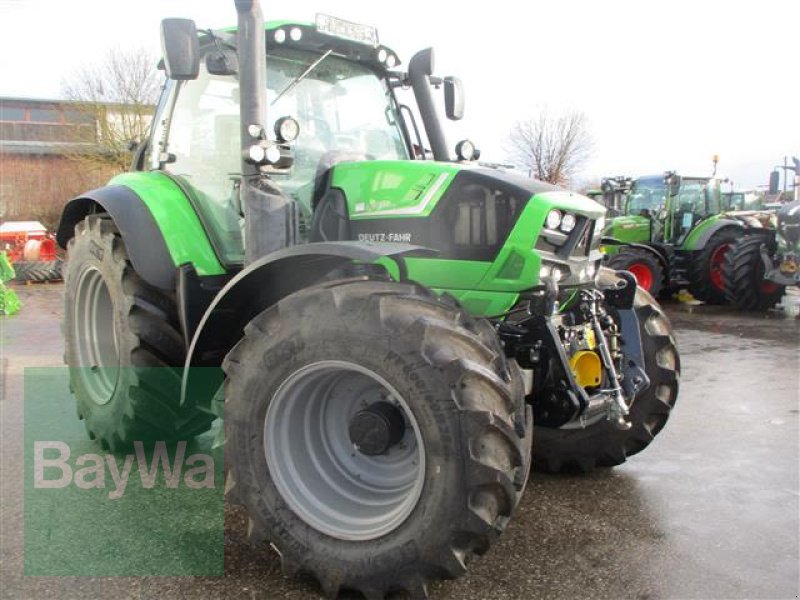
546;209;562;230
560;213;576;233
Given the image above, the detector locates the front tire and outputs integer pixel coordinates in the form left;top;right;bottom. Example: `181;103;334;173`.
63;215;214;450
534;283;680;473
723;235;785;311
606;247;664;297
224;279;532;598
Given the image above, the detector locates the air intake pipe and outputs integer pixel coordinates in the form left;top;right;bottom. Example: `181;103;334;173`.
408;48;450;161
234;0;295;263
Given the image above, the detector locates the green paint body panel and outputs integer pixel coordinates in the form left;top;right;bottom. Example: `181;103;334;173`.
603;215;650;256
331;158;605;316
109;172;226;276
331;161;460;219
680;214;727;250
432;289;520;317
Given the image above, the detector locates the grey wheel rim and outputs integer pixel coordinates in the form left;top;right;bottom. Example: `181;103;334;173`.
264;360;425;541
73;267;119;404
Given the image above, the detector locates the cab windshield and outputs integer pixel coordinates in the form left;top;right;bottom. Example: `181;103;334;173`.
627;177;719;217
627;178;666;215
268;49;408;206
161;48;407;264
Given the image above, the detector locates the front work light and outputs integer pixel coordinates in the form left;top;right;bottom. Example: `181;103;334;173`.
545;209;562;230
275;116;300;143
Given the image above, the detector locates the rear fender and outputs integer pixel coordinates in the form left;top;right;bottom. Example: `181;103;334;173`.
682;220;743;251
56;186;179;290
57;174;226;290
180;242;436;409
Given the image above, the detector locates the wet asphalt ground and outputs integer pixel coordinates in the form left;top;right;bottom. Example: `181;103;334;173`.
1;283;798;599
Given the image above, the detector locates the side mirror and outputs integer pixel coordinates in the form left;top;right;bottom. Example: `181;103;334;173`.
160;18;200;80
444;76;464;120
769;170;780;194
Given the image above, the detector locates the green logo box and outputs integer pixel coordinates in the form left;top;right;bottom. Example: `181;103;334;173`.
24;367;223;576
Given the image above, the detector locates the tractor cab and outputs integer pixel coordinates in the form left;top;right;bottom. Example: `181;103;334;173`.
147;17;466;266
622;173;722;245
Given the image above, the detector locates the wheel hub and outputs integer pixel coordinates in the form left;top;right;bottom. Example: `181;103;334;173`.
349;401;406;456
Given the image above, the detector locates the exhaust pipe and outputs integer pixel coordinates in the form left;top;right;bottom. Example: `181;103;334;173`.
234;0;295;263
408;48;449;162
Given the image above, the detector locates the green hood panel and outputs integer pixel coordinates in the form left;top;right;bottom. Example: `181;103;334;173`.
331;161;461;219
109;172;226;276
607;215;650;244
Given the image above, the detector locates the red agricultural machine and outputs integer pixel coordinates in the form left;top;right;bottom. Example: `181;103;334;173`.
0;221;63;282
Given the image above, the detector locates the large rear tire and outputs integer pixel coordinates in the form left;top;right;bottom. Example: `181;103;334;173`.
224;279;532;598
689;228;741;304
533;282;680;473
63;215;215;450
723;235;785;311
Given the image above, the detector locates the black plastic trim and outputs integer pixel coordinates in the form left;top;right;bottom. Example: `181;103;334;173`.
56;185;177;290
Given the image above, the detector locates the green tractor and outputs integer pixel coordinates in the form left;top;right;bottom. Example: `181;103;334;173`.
602;171;774;300
57;2;680;596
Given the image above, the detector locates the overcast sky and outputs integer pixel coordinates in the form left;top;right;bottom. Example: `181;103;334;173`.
1;0;797;189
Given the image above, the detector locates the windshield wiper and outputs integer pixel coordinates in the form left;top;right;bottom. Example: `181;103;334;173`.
271;49;333;106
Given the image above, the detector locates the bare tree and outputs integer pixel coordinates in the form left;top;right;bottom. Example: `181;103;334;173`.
506;109;593;186
61;47;162;170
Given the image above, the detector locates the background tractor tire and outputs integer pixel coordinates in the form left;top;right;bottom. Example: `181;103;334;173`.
12;259;63;282
224;279;532;599
63;215;214;450
606;248;664;297
534;283;680;473
723;235;785;311
689;228;741;304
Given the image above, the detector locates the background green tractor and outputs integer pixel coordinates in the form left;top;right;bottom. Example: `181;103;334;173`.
602;171;775;300
56;2;680;597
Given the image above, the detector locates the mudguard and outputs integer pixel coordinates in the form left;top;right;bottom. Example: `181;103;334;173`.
682;218;744;251
180;241;436;408
56;185;179;290
57;172;227;291
601;237;669;270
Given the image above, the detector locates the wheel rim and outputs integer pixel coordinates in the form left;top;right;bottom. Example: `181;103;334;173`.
709;243;731;291
73;267;119;404
627;263;654;292
263;360;425;541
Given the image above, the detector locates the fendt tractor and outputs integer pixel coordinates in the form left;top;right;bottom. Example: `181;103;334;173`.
57;2;680;597
602;171;774;300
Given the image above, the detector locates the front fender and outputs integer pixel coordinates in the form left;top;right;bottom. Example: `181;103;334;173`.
180;241;436;408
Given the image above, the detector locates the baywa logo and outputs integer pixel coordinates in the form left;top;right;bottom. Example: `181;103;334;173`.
34;440;216;500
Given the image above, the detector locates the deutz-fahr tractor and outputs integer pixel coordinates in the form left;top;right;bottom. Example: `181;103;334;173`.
602;171;774;300
57;2;680;597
